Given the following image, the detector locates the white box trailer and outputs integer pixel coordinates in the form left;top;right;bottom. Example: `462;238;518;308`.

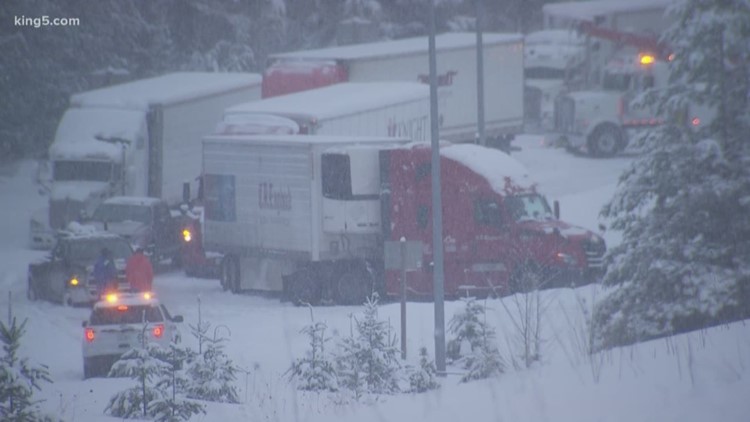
201;134;410;299
263;32;524;145
219;82;431;142
31;72;262;249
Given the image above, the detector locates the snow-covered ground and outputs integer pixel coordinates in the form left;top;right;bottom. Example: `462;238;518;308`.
1;136;748;421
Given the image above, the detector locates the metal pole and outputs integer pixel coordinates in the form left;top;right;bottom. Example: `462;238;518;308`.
400;237;407;360
475;0;486;146
428;0;446;374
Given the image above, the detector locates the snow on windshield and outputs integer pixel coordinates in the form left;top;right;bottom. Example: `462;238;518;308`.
505;193;554;222
92;203;152;224
49;108;146;162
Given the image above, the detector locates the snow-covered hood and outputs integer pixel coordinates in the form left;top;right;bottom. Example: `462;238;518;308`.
50;181;110;202
525;78;566;94
517;218;600;242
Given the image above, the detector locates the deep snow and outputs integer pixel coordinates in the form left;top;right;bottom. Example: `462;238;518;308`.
0;136;748;421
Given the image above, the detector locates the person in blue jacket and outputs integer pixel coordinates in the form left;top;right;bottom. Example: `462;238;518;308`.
92;247;117;297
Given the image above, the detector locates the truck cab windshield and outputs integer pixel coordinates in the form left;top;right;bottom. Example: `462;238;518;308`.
92;204;152;225
505;194;553;222
54;160;113;182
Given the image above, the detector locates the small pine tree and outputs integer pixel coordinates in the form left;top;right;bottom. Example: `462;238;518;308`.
448;298;504;382
105;343;172;419
408;347;439;393
150;343;205;422
287;320;339;392
184;336;240;403
0;317;53;421
336;293;401;396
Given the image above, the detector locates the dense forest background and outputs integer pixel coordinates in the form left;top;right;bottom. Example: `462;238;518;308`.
0;0;549;160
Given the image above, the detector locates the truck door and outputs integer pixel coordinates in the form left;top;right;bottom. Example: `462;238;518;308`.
468;196;514;294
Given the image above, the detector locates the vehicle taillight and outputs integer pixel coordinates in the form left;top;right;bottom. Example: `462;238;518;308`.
152;324;164;338
85;328;95;343
117;305;128;311
691;117;701;126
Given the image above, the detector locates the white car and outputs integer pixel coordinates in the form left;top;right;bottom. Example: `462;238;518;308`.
81;292;183;379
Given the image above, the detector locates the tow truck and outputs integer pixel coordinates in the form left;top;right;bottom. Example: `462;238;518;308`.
553;21;709;156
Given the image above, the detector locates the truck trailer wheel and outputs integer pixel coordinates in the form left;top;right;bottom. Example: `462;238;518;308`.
220;256;240;293
335;265;373;306
510;263;544;294
288;269;321;306
27;276;38;301
588;124;624;158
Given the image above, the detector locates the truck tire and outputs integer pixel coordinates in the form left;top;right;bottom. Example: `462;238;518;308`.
510;263;544;294
220;256;240;293
335;265;374;305
288;269;321;306
27;277;38;302
588;124;624;158
83;358;94;379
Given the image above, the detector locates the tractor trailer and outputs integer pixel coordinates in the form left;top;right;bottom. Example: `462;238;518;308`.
201;134;606;305
31;72;262;249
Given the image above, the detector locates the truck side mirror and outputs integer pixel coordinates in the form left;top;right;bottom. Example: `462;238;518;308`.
81;320;88;328
554;200;560;220
172;315;184;323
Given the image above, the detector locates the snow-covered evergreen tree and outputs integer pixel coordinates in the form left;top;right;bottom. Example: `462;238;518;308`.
105;343;172;419
336;293;401;396
447;298;504;381
0;317;53;421
594;0;750;349
287;320;339;392
150;343;204;422
184;334;240;403
408;347;439;393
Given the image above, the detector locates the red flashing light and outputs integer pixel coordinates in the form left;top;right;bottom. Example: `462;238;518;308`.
691;117;701;126
152;324;164;338
85;328;95;343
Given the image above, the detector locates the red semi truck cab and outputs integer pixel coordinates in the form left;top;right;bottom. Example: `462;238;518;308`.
380;144;606;298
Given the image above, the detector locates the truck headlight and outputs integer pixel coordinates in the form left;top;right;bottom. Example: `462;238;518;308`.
69;276;80;287
182;228;192;243
555;252;576;266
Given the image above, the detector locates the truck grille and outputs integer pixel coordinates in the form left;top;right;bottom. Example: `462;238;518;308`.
582;238;606;269
554;96;575;133
49;198;85;229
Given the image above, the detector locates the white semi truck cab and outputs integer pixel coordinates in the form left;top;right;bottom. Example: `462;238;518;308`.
30;72;262;249
554;52;678;156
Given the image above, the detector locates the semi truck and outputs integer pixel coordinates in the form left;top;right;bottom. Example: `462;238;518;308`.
262;32;524;147
30;72;262;249
201;134;606;305
218;82;431;142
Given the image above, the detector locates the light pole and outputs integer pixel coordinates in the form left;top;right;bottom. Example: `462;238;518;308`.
428;0;446;375
475;0;486;147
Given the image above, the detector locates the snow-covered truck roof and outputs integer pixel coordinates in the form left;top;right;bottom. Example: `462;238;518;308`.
70;72;262;110
268;32;523;62
224;82;429;121
542;0;675;23
101;196;164;207
204;134;410;148
441;144;536;193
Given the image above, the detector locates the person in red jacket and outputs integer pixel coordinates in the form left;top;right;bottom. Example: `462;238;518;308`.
126;248;154;293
